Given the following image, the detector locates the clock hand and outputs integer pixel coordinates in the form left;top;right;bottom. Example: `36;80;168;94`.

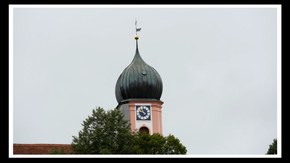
140;108;145;114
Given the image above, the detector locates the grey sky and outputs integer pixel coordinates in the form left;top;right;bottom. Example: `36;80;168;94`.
12;6;279;155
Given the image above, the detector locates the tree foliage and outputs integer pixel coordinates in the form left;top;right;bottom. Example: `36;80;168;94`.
266;139;277;154
72;107;187;154
71;107;132;154
131;132;187;154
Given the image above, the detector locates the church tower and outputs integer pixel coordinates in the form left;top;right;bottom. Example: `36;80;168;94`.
115;23;163;135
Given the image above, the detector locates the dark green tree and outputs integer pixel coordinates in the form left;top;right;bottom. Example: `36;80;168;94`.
163;134;187;154
72;107;187;154
266;139;277;154
71;107;132;154
131;132;187;154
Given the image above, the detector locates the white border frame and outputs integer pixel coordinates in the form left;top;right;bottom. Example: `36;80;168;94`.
9;4;281;158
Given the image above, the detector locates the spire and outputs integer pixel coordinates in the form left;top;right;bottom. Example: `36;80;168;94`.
136;39;139;53
135;34;139;53
135;35;139;53
134;20;141;55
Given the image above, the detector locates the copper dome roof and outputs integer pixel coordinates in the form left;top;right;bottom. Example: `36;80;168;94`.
115;41;163;104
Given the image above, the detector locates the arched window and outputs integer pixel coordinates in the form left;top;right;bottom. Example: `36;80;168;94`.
139;127;149;134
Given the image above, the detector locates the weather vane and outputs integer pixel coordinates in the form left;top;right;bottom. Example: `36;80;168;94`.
135;19;141;40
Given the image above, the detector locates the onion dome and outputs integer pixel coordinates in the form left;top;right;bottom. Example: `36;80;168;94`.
115;36;163;104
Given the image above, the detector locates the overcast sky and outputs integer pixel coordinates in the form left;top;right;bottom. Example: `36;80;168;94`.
12;5;279;155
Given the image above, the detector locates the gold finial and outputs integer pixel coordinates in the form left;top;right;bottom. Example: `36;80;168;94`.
134;35;139;40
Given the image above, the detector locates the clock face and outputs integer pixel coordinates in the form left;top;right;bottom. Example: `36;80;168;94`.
136;105;151;120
